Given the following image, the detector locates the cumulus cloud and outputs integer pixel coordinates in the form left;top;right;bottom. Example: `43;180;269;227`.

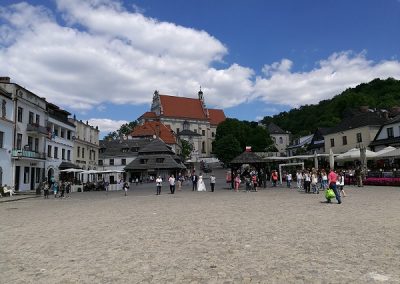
253;51;400;108
0;1;399;116
88;118;128;133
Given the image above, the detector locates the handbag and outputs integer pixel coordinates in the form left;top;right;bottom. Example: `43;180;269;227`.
325;188;335;199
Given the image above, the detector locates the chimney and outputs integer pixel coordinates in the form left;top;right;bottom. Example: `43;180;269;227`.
0;77;11;83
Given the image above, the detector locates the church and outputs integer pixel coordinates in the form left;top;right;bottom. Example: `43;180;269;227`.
137;89;226;160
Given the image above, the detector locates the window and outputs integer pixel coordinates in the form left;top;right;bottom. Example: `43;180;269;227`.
98;160;103;166
92;151;95;161
48;145;52;157
387;127;394;138
342;136;347;145
156;158;164;163
28;136;33;150
67;131;71;140
212;132;215;138
17;107;23;122
54;128;58;137
67;150;71;161
60;129;65;138
109;159;114;165
0;131;3;148
54;147;58;159
24;167;30;184
194;129;197;133
1;99;6;118
77;147;80;157
34;138;39;152
82;148;85;158
35;114;40;125
356;133;362;143
330;138;335;147
176;128;180;133
121;158;126;165
28;111;34;124
279;137;283;144
140;159;148;164
202;141;206;153
36;168;41;183
202;130;205;136
62;148;65;160
122;148;129;153
17;133;22;150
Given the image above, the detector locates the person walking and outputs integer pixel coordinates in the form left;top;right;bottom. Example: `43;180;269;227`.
271;170;278;187
156;176;162;195
321;169;328;190
234;175;241;192
328;169;341;204
66;181;71;198
303;171;311;193
337;171;346;197
168;174;176;194
123;181;129;196
286;172;292;188
43;180;49;199
210;174;216;192
311;170;319;194
177;173;183;190
53;181;59;198
191;171;198;191
296;170;303;190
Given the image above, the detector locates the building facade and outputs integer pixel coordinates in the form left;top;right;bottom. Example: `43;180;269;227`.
369;115;400;151
266;122;291;155
0;86;14;187
46;103;76;182
0;78;48;191
138;90;226;161
70;118;100;171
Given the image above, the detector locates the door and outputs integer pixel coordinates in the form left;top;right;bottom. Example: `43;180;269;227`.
15;166;20;191
30;168;35;191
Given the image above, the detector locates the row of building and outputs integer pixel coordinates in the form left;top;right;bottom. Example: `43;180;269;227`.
0;77;227;191
268;107;400;157
0;77;100;191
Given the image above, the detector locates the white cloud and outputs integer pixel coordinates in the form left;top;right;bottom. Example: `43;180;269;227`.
88;118;128;133
253;51;400;107
0;1;399;116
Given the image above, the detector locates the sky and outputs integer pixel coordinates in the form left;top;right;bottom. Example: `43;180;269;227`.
1;0;400;137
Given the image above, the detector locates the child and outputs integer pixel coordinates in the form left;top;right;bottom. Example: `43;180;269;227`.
337;171;346;197
43;181;49;199
123;182;129;196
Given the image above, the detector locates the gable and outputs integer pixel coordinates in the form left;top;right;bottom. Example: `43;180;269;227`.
159;95;208;120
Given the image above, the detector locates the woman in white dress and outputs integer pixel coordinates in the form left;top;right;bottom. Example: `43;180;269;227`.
197;174;207;192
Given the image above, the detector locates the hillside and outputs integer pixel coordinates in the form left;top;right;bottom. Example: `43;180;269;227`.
260;77;400;137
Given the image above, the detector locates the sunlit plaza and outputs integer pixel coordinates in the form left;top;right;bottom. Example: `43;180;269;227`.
1;174;399;283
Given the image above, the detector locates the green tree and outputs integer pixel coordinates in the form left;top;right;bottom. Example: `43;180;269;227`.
180;139;193;161
103;121;138;140
213;134;242;165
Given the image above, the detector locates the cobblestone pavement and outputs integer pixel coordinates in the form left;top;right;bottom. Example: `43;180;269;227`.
1;176;399;283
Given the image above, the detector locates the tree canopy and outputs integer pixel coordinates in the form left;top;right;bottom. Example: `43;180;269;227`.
213;118;274;164
104;121;138;140
260;78;400;137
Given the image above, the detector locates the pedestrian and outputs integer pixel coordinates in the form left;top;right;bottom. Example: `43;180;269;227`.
286;172;292;188
66;181;71;198
191;171;198;191
245;176;251;192
252;174;258;191
210;173;216;192
321;169;328;189
271;170;278;187
337;171;346;197
311;170;319;194
328;168;341;204
168;174;176;194
234;175;241;192
43;181;49;199
296;170;303;190
303;171;311;193
177;173;183;190
53;181;59;198
59;181;65;198
123;181;129;196
156;176;162;195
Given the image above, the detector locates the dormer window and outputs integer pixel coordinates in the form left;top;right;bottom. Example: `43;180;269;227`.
140;159;148;164
183;120;189;131
121;148;129;153
156;158;164;163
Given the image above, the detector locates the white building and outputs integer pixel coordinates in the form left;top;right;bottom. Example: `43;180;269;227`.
46;102;76;182
69;117;99;171
0;86;14;187
370;115;400;151
0;78;48;192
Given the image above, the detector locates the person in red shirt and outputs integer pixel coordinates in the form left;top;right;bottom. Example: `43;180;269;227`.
328;168;341;204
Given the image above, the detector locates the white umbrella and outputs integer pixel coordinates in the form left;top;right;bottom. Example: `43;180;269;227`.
335;148;377;161
329;149;335;169
374;147;400;159
60;168;83;173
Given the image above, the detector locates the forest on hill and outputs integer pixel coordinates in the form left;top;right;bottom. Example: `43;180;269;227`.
260;77;400;137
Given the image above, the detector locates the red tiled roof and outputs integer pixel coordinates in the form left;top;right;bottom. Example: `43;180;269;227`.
159;95;208;120
131;121;176;144
140;111;157;119
208;109;226;125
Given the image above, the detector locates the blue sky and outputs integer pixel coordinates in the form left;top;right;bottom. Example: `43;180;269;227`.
1;0;400;137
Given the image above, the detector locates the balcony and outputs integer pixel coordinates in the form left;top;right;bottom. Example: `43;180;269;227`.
26;123;49;136
12;149;46;160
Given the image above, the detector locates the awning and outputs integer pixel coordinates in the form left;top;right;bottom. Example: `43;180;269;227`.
59;161;81;169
